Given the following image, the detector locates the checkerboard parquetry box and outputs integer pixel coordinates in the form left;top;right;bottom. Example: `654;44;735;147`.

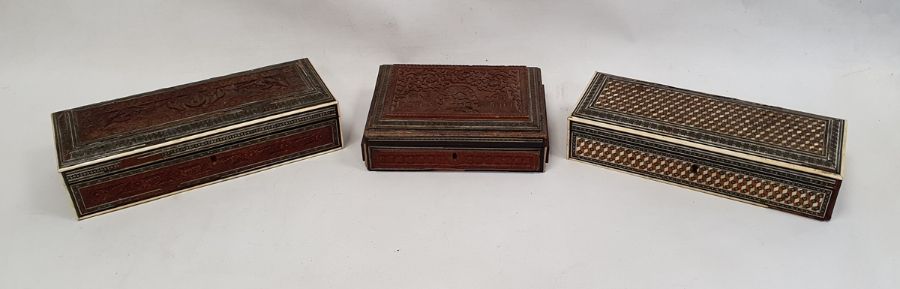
568;72;846;220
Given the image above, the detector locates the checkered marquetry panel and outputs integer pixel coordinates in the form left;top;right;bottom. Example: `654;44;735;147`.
594;78;828;155
573;136;831;217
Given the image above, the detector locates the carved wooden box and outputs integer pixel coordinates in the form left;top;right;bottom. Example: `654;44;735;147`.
569;72;846;220
362;65;549;172
52;59;343;219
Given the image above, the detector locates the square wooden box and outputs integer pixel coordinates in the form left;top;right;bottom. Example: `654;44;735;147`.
362;65;549;172
52;59;343;219
568;72;846;220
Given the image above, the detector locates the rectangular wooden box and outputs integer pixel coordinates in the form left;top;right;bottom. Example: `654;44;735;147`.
568;72;846;220
52;59;343;219
362;65;549;172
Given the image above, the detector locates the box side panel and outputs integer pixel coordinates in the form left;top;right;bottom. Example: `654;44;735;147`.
368;147;542;171
66;116;342;219
530;67;549;163
824;179;842;220
569;122;840;220
364;139;546;172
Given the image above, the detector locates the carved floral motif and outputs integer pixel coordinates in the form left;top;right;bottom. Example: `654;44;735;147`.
74;66;303;143
383;66;529;119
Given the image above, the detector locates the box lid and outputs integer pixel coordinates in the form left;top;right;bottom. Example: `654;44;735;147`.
570;72;846;179
363;64;548;140
53;59;336;171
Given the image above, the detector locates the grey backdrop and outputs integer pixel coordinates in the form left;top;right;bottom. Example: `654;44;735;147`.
1;0;898;288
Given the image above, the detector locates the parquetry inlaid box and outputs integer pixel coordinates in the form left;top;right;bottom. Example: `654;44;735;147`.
568;72;846;220
362;65;549;172
53;59;343;219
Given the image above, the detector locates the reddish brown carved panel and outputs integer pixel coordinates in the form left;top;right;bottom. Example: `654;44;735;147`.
369;148;541;171
72;65;309;143
74;123;336;216
382;65;530;120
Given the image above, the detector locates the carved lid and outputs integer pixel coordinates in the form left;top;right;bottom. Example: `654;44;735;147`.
570;72;846;178
53;59;336;170
363;64;548;140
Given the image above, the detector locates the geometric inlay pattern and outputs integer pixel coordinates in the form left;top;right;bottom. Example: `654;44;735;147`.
574;136;829;215
594;78;828;155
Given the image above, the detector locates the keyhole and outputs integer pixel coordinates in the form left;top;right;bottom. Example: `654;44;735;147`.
452;153;458;160
690;164;700;174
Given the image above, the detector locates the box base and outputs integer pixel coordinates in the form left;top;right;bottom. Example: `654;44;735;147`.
67;117;342;219
568;121;840;220
74;145;342;220
363;138;547;172
367;146;544;172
